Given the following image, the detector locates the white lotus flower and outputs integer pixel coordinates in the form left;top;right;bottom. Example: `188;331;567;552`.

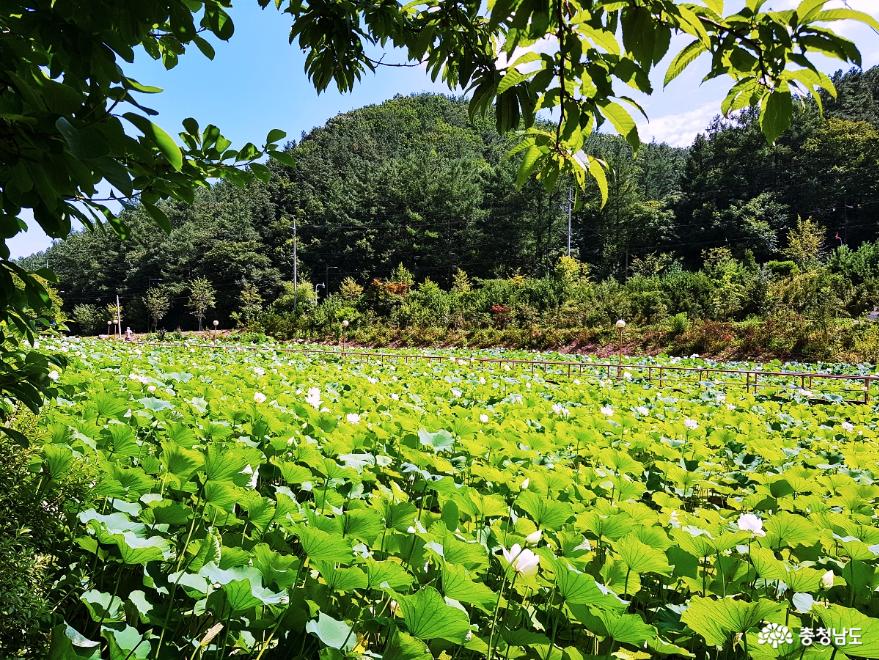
737;513;766;537
305;387;321;409
253;366;265;376
148;385;156;393
552;403;570;417
525;529;542;545
253;392;267;404
600;405;614;417
821;570;835;589
346;413;361;424
502;544;540;576
841;421;855;433
48;370;60;381
479;414;489;424
451;388;462;398
635;406;649;416
520;478;530;490
684;418;698;430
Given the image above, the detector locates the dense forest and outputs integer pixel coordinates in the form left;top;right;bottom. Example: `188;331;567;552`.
21;67;879;349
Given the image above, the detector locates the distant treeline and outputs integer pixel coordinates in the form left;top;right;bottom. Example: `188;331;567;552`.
21;67;879;333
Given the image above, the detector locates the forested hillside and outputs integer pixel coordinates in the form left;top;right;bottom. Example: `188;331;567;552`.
21;68;879;338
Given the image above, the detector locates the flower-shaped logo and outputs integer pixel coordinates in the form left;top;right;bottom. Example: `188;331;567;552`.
757;623;793;648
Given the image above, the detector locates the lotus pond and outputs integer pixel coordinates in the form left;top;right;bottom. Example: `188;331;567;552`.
35;338;879;658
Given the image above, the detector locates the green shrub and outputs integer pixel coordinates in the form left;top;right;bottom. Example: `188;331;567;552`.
764;260;799;277
0;413;93;657
71;303;103;335
664;312;689;336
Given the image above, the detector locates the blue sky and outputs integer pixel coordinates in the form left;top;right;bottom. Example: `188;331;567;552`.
10;0;879;258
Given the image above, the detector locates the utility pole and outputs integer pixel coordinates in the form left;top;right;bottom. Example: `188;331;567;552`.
115;294;122;338
566;185;573;257
292;216;298;313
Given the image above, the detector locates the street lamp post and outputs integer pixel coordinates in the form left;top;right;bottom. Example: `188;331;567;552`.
615;319;626;378
212;319;219;341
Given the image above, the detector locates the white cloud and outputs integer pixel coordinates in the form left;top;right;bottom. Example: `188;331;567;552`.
636;101;721;147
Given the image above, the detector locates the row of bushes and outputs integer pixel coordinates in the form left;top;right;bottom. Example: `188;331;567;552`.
233;221;879;359
257;219;870;330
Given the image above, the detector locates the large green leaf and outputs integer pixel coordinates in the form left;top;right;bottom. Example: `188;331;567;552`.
442;563;496;610
418;428;455;453
113;532;172;565
613;534;672;576
295;525;353;563
763;513;821;549
160;442;204;480
199;563;288;610
815;604;879;657
49;624;101;659
366;560;415;591
399;586;470;643
681;597;784;647
81;590;123;623
101;624;151;659
555;566;626;611
517;490;573;530
123;114;183;170
759;87;793;145
316;562;368;592
384;631;432;660
305;612;357;652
